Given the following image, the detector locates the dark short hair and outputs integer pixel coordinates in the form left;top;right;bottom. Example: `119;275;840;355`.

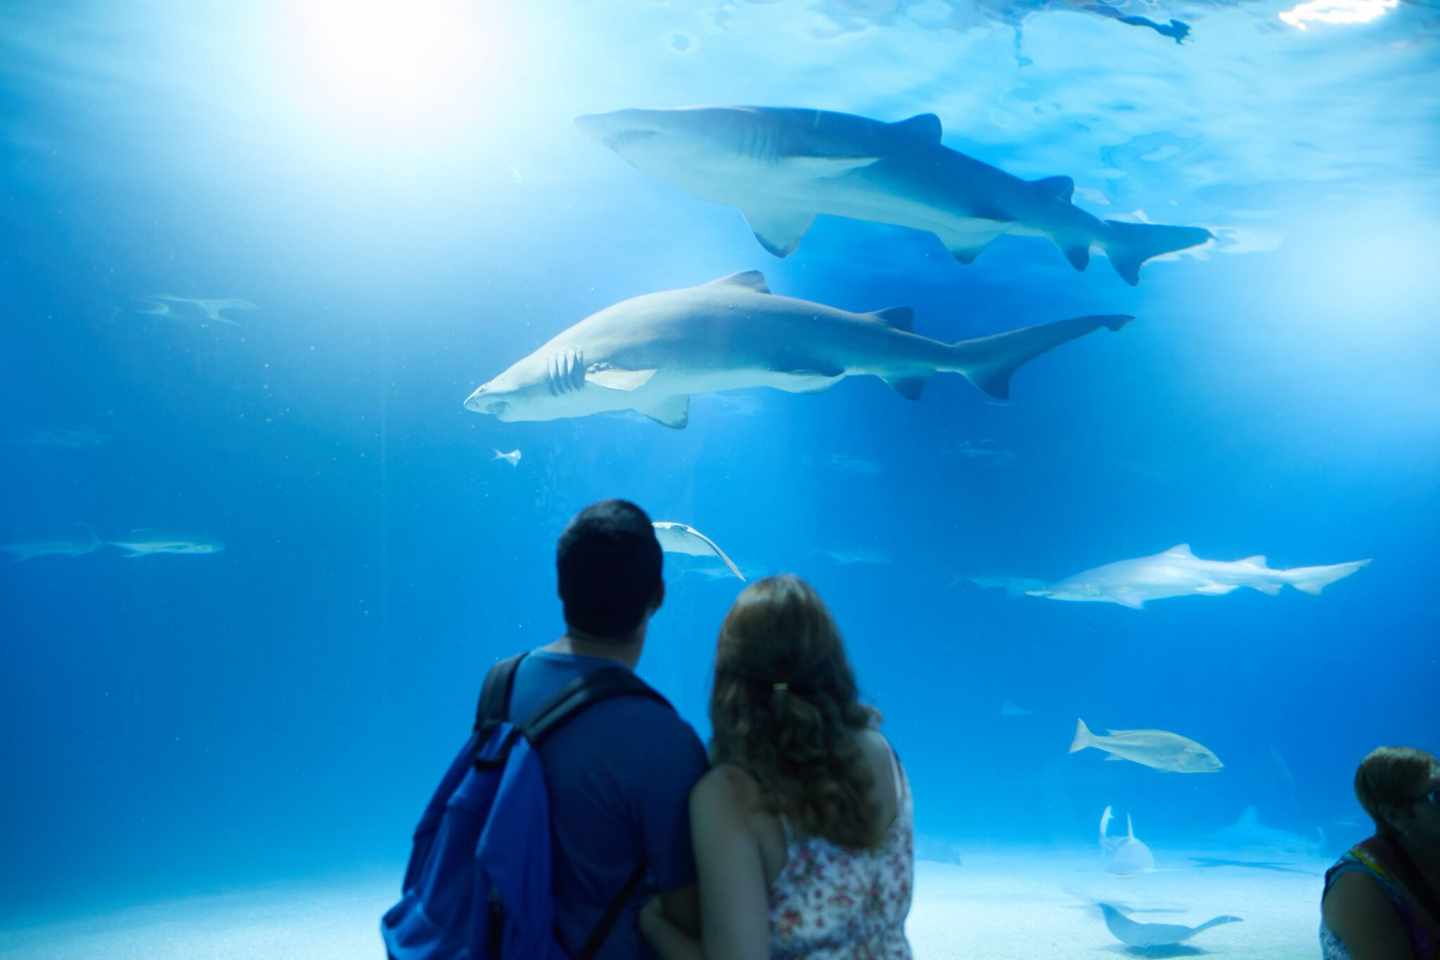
1355;746;1438;836
556;499;663;640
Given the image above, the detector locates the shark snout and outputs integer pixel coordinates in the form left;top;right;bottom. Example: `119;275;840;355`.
463;386;509;417
574;111;659;152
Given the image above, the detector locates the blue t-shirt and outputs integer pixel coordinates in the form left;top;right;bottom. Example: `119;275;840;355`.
508;650;709;960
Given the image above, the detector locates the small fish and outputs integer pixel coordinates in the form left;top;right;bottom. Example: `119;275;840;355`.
493;448;522;467
652;521;745;581
108;533;224;558
1098;902;1242;948
1070;718;1222;774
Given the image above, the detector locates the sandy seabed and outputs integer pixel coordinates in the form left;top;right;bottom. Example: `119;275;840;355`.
1;849;1325;959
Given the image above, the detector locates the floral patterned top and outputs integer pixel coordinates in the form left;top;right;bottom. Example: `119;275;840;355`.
767;746;914;959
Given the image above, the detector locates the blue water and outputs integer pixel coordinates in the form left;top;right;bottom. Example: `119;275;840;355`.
2;0;1438;935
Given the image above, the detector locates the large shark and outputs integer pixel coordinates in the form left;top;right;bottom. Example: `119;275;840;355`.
574;106;1212;285
463;271;1132;428
1027;544;1370;609
108;533;225;558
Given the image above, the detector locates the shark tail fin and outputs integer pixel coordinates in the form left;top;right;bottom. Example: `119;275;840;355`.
1286;559;1371;595
1101;219;1212;286
952;314;1133;401
1070;718;1094;754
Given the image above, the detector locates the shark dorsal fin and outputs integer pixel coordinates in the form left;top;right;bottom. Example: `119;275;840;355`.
704;270;770;294
869;306;914;331
1031;175;1075;201
890;113;942;143
1164;543;1195;557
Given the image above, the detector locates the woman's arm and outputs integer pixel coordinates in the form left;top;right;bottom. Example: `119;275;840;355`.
640;766;772;960
1323;872;1415;960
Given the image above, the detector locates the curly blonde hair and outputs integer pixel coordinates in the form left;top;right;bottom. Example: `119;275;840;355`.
708;574;882;850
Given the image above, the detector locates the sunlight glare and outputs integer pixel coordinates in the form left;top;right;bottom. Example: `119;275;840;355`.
1278;0;1398;30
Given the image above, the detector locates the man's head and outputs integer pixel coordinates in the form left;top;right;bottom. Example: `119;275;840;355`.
557;499;664;642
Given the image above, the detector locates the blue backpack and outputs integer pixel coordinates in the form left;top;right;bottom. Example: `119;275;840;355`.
381;653;672;960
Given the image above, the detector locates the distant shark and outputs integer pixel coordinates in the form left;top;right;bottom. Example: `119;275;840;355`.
137;296;257;326
575;106;1212;285
1026;544;1370;609
464;271;1132;428
1100;806;1156;876
109;533;225;558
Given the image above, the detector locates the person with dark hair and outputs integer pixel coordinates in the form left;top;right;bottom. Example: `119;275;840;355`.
1322;746;1440;959
638;574;913;959
482;499;708;958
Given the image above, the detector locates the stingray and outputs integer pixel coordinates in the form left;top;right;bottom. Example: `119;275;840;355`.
652;521;746;581
1099;902;1242;949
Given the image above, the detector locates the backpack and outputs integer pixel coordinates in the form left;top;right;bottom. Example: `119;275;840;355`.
381;653;673;960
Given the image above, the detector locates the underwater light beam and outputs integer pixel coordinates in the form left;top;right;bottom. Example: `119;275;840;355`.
1278;0;1398;30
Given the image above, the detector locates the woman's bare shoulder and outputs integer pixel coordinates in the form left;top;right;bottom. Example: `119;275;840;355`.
693;763;762;812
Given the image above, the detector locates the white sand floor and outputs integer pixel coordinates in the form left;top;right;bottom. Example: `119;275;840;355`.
1;849;1326;959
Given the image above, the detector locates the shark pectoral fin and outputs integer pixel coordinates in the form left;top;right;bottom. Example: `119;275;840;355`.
742;208;815;258
890;113;943;143
641;395;690;429
936;221;1011;265
1031;175;1075;201
1253;582;1283;595
869;306;914;331
704;270;771;294
784;155;879;178
1113;593;1146;610
881;376;928;400
1195;582;1240;595
586;367;657;391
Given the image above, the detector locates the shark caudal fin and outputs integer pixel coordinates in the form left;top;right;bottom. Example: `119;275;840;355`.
1285;559;1371;595
1101;220;1212;286
953;315;1134;400
1070;718;1095;754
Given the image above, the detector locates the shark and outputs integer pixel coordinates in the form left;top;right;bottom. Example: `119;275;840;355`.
653;521;746;581
463;271;1132;428
1100;806;1156;876
108;533;225;558
138;296;257;326
2;527;102;561
1098;902;1242;949
574;106;1212;285
1026;544;1371;609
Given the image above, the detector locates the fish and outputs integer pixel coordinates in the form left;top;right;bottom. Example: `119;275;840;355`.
463;270;1132;428
574;106;1212;285
1098;902;1242;948
493;448;522;467
1070;718;1222;774
1026;544;1370;609
108;533;225;558
138;296;257;325
2;526;102;561
1100;806;1156;876
652;521;745;581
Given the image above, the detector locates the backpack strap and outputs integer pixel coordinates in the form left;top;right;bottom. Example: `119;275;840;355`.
474;653;526;732
518;665;674;959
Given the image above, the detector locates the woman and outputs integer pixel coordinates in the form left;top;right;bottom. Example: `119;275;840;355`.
640;574;913;959
1322;746;1440;960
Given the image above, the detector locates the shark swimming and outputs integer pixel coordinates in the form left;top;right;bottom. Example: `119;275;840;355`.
2;527;102;561
1100;806;1156;876
575;106;1212;285
108;533;225;558
463;271;1132;428
1026;544;1371;609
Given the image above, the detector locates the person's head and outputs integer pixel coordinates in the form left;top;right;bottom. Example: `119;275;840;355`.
1355;746;1440;850
556;499;664;643
708;574;880;849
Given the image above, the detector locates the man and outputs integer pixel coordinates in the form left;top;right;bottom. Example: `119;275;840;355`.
508;499;707;957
